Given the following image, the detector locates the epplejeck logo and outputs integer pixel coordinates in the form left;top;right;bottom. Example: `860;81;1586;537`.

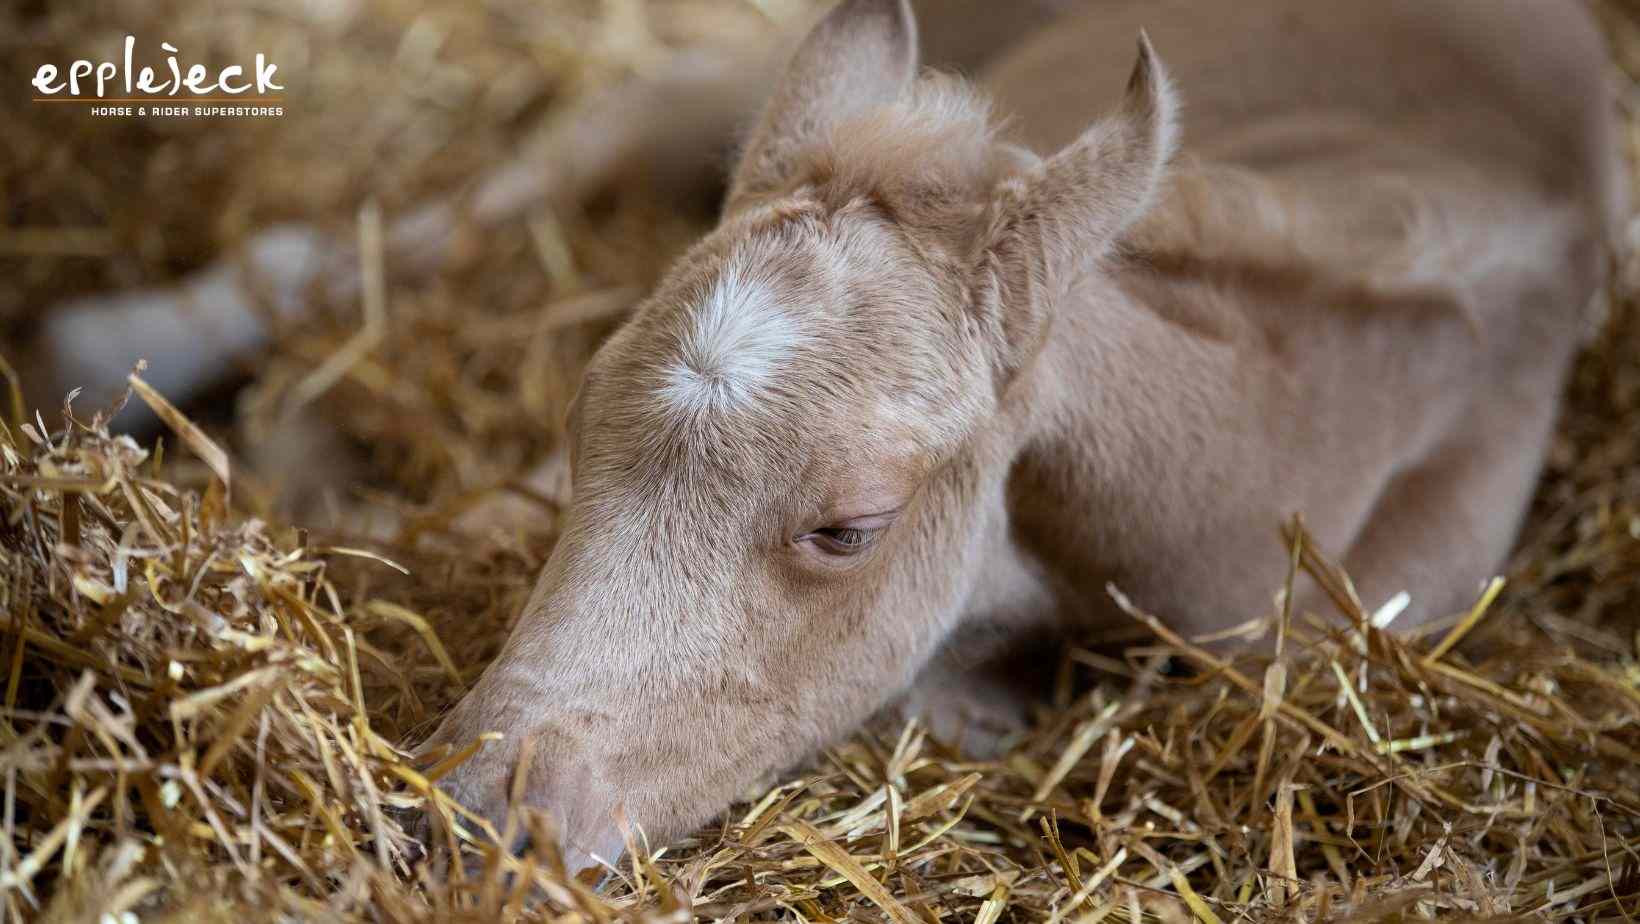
32;35;286;118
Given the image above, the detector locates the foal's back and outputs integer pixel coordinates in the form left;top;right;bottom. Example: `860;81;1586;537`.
982;0;1621;358
977;0;1616;211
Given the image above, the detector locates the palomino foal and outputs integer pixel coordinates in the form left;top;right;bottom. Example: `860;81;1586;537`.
422;0;1623;871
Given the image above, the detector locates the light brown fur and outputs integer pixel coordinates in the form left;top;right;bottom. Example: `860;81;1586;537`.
421;0;1623;872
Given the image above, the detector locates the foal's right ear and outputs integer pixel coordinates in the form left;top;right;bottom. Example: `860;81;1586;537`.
728;0;918;206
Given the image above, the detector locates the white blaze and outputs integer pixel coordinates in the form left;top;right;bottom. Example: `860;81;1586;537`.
657;271;803;416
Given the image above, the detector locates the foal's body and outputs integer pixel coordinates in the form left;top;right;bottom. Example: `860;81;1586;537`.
410;0;1623;868
959;0;1620;643
404;0;1630;866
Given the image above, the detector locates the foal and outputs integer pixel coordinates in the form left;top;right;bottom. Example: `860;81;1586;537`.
419;0;1624;870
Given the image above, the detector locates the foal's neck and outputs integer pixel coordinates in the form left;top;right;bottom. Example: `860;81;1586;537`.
1000;216;1291;630
1029;258;1258;509
1013;163;1386;537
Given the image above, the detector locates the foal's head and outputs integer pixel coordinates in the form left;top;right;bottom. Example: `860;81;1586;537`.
425;0;1176;871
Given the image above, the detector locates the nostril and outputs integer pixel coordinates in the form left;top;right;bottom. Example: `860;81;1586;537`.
392;804;430;866
397;794;454;870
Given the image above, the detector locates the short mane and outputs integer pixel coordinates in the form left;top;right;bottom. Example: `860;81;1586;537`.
788;73;1003;219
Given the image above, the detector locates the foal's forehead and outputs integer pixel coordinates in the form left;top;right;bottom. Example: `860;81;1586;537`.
579;212;966;503
654;265;811;418
591;203;937;449
639;214;879;416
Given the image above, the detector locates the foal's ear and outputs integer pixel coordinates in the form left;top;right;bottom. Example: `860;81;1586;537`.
728;0;918;205
975;34;1178;386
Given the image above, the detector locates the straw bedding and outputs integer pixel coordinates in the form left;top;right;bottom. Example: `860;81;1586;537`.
5;1;1640;920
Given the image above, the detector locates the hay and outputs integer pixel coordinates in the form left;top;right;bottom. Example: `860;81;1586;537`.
5;1;1640;921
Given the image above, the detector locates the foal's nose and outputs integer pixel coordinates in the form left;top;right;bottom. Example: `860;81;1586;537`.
413;733;631;880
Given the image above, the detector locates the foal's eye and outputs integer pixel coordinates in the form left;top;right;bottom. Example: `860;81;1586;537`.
798;523;883;557
795;510;899;558
813;527;873;554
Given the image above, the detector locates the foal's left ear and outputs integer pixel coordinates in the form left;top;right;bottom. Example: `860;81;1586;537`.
975;34;1178;386
728;0;918;205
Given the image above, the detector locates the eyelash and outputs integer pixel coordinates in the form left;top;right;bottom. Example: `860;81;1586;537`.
814;527;872;553
797;520;891;557
795;510;900;558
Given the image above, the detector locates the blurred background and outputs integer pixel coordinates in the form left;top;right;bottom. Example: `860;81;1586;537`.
3;0;809;518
